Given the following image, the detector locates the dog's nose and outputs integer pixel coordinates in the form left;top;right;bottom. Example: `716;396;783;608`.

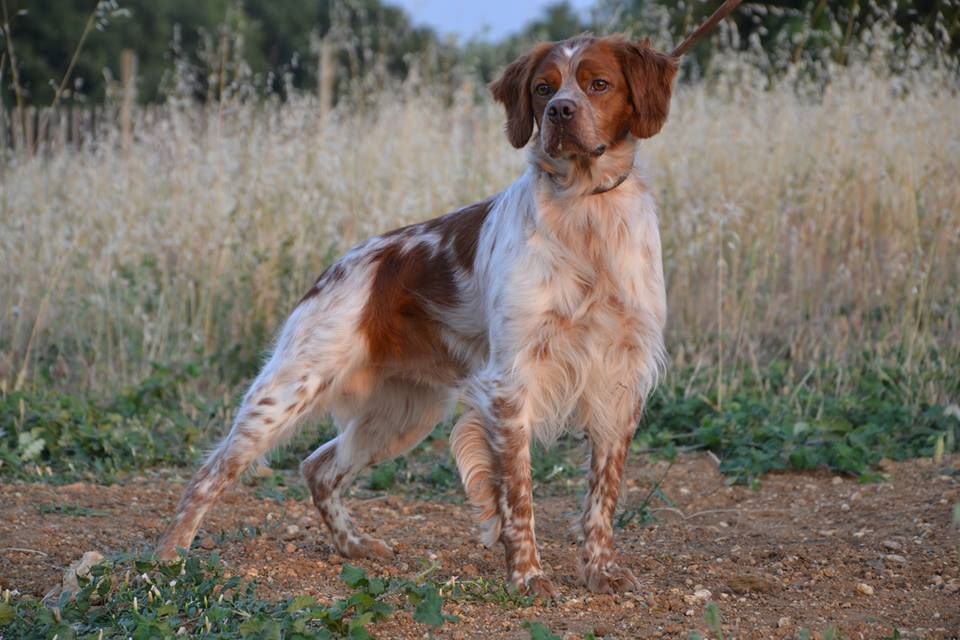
547;99;577;122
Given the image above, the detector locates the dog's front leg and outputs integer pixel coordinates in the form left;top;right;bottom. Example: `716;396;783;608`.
580;428;642;594
492;415;557;598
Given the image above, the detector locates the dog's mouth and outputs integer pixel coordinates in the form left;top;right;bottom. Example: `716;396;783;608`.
543;131;607;159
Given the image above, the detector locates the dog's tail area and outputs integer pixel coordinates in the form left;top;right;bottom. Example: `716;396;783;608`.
450;410;501;547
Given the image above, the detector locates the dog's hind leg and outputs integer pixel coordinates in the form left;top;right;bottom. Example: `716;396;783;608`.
301;379;453;559
156;350;335;561
451;408;501;546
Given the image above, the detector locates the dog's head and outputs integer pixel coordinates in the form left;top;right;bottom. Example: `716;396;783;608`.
490;35;678;160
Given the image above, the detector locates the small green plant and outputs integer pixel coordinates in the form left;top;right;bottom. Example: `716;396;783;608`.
250;471;309;503
37;503;109;517
212;524;263;546
367;460;399;491
616;459;675;529
704;602;724;639
524;621;563;640
823;626;843;640
443;576;536;608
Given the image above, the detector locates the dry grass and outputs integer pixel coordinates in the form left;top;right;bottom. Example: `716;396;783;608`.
1;60;958;402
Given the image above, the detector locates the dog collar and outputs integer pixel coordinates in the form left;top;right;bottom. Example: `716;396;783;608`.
590;171;631;196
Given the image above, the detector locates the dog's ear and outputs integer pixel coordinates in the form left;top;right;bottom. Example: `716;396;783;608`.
489;44;553;149
617;39;678;139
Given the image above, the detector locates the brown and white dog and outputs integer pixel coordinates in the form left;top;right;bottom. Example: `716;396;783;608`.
158;34;677;596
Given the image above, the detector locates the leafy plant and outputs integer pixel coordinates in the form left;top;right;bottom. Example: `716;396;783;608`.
37;503;109;518
524;621;563;640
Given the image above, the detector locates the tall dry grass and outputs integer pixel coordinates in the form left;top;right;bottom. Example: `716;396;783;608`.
1;59;958;403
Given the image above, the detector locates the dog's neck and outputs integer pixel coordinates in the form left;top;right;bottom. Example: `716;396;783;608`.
529;137;637;198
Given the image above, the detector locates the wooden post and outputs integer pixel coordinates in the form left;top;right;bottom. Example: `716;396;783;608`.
24;106;35;153
0;107;6;151
57;104;68;152
318;35;334;124
70;105;79;148
120;49;137;151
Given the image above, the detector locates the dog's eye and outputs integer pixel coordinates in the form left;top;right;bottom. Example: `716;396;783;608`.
590;79;610;93
534;83;554;97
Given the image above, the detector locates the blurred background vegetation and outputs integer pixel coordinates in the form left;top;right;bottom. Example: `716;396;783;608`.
2;0;958;107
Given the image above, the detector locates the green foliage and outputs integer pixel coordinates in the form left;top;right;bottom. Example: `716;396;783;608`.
616;459;674;529
640;362;960;484
531;439;581;490
250;472;309;504
524;621;564;640
2;557;458;639
366;460;398;491
703;602;724;639
444;576;536;609
0;362;221;481
598;0;959;73
3;358;957;488
0;0;457;107
37;503;109;517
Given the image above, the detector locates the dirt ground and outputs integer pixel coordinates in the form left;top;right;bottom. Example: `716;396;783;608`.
2;454;958;639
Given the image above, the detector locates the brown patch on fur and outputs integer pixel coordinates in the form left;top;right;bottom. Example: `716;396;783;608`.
492;396;521;421
425;199;494;272
490;43;555;148
360;241;459;368
612;38;678;139
302;445;337;503
297;262;347;307
257;397;276;406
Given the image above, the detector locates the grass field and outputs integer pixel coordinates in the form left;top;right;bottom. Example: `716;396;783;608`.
2;49;959;639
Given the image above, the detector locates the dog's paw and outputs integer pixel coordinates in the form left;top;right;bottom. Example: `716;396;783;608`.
583;563;641;594
155;533;191;563
155;545;184;564
517;573;558;600
337;535;395;561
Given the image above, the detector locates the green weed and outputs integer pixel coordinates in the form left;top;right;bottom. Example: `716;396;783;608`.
37;504;109;518
249;472;309;504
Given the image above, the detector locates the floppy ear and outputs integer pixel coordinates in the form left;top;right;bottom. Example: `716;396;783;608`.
489;44;553;149
618;39;679;139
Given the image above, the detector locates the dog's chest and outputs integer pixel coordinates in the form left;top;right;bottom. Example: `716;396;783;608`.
499;192;666;395
526;235;656;348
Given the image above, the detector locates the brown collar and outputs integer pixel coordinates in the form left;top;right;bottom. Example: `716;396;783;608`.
590;171;631;196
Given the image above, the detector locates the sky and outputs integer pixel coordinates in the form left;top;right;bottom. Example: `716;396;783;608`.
391;0;595;42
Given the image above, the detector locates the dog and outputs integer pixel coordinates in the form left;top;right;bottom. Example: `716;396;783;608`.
158;34;677;597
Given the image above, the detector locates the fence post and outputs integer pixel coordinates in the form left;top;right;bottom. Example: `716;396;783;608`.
120;48;137;151
24;106;35;154
318;35;335;124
